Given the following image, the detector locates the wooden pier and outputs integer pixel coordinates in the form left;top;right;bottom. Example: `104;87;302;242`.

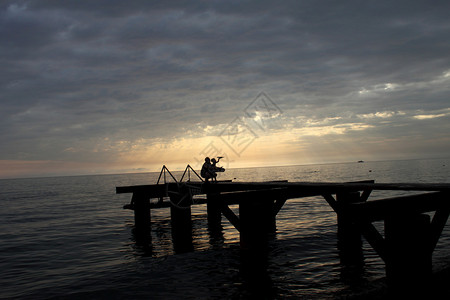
116;179;450;289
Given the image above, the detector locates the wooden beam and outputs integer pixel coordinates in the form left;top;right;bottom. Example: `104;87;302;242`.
221;204;240;232
217;188;287;202
359;222;387;262
200;181;450;193
384;214;432;286
116;183;168;196
132;191;151;232
117;182;450;198
321;193;339;213
347;192;449;222
430;204;450;251
360;189;372;202
214;188;286;232
273;198;287;216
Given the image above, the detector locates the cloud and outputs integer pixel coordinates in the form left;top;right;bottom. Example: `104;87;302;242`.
414;114;447;120
357;111;398;119
1;0;450;177
413;108;450;120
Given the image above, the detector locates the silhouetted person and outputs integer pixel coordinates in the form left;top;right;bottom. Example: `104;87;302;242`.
210;158;222;182
201;157;214;182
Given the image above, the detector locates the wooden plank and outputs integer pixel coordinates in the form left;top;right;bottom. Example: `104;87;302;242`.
201;181;450;193
368;182;450;191
347;192;449;222
117;182;450;197
217;188;287;202
116;183;168;196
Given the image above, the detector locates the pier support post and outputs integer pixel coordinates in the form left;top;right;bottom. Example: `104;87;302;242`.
336;192;364;265
169;187;193;253
131;192;152;252
207;193;222;229
239;196;275;252
133;192;151;234
385;213;432;290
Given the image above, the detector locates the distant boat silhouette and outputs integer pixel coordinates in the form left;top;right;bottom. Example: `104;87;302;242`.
358;160;364;163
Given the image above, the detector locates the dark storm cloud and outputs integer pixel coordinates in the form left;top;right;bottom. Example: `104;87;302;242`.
1;0;449;168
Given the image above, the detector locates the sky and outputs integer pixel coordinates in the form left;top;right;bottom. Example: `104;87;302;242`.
1;0;450;179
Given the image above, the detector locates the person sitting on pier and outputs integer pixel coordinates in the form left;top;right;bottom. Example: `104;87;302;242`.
201;157;215;182
210;158;220;181
211;157;221;165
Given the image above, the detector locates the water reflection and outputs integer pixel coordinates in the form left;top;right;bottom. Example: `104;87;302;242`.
127;203;395;299
171;220;194;254
127;215;392;299
208;223;225;249
131;227;152;257
337;224;365;283
239;249;274;299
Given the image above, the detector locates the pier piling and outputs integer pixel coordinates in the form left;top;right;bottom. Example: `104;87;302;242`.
207;193;222;229
132;192;151;234
239;195;275;252
385;213;432;288
336;191;364;264
169;189;193;253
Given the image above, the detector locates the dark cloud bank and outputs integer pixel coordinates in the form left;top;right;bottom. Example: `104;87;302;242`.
1;0;449;176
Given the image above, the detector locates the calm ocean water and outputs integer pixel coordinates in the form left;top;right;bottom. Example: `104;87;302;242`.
1;159;449;299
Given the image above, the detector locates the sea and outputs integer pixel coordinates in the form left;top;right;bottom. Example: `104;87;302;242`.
1;158;449;299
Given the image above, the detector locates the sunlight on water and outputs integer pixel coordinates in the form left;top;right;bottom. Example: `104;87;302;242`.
0;158;449;299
